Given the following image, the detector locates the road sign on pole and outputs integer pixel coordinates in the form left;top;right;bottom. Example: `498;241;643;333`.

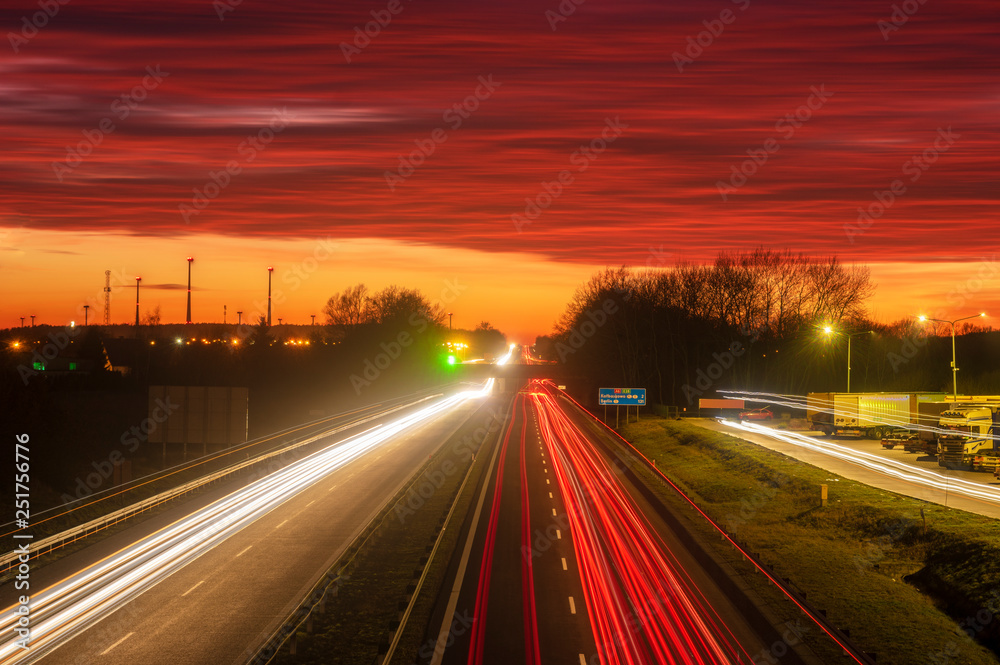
599;388;646;406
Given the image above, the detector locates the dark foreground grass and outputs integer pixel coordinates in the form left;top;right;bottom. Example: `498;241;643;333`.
618;416;1000;665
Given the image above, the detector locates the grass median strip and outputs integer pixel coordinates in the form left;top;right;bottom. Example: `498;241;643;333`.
617;416;1000;665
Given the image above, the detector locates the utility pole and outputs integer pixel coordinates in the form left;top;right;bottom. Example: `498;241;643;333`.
135;277;141;326
186;257;193;324
267;267;274;326
83;305;89;326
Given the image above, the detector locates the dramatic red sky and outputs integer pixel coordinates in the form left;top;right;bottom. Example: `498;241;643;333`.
1;0;997;340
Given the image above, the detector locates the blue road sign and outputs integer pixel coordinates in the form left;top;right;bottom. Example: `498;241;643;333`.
599;388;646;406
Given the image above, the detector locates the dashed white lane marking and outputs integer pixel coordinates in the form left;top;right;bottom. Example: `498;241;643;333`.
569;596;577;614
546;479;550;485
562;557;568;570
329;485;338;492
552;508;557;516
100;632;134;655
556;529;561;539
579;655;587;665
236;545;253;558
181;580;204;597
549;492;553;498
305;500;315;507
275;519;288;529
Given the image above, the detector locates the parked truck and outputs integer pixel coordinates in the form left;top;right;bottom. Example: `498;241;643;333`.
936;402;1000;470
807;392;949;439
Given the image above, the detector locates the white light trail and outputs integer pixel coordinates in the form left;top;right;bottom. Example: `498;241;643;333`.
722;419;1000;505
0;385;492;664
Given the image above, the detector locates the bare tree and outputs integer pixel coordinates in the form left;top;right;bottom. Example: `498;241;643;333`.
323;283;369;326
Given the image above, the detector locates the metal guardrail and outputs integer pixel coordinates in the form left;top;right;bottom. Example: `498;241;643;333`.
559;390;878;665
248;396;507;665
1;396;437;576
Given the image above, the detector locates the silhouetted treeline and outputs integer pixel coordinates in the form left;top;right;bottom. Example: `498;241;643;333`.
539;249;1000;408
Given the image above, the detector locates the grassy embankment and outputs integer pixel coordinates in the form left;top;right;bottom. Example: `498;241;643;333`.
616;416;1000;665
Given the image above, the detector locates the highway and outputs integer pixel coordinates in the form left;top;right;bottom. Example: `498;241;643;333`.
0;384;495;665
694;418;1000;520
433;377;790;665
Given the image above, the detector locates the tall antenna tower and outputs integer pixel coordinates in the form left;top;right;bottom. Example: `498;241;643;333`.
104;270;111;325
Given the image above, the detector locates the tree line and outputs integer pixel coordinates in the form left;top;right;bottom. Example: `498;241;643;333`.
538;248;999;407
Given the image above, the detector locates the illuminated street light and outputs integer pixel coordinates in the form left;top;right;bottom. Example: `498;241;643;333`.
918;312;986;399
823;326;874;392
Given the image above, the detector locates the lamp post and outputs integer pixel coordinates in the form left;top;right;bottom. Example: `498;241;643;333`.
266;267;274;326
83;305;89;326
237;310;243;326
448;312;453;330
186;257;193;324
823;326;874;392
919;313;986;399
134;277;141;326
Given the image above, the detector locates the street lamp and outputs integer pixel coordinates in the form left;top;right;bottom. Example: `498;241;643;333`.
823;326;874;392
83;305;89;326
186;257;194;324
134;277;141;326
918;312;986;399
448;312;453;330
266;267;274;326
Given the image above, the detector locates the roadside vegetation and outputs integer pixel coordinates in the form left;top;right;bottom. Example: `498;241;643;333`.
617;416;1000;665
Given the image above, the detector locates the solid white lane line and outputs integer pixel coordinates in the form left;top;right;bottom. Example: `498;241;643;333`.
181;580;204;597
236;545;253;558
100;632;134;655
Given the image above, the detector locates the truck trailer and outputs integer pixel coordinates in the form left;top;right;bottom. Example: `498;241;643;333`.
807;392;949;439
936;401;1000;470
